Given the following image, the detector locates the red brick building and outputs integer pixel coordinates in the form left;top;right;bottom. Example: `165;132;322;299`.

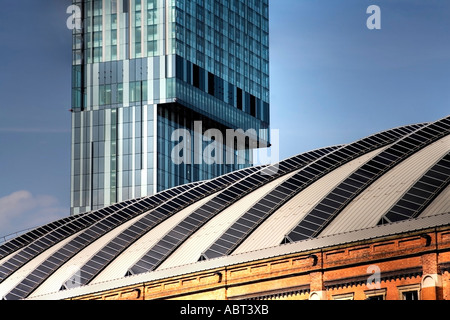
67;220;450;301
0;116;449;300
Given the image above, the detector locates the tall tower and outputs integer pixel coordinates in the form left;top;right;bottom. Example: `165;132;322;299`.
70;0;270;215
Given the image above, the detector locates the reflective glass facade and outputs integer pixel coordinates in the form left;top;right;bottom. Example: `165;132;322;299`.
70;0;270;215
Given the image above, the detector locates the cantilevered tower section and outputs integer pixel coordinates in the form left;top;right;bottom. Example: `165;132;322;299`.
70;0;270;214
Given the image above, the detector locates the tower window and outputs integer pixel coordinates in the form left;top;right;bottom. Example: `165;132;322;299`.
208;72;215;96
236;87;243;110
193;64;200;89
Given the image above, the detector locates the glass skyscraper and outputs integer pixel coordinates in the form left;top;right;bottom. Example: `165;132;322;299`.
70;0;270;215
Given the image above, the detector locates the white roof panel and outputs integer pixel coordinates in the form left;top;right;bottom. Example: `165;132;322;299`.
234;147;386;254
159;170;299;270
321;135;450;236
29;212;450;301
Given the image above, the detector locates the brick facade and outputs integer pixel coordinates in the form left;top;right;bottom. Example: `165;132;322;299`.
70;226;450;301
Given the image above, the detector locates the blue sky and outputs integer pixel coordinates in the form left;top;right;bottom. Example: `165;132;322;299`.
0;0;449;236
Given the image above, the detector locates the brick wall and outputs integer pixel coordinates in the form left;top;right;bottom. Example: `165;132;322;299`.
71;226;450;301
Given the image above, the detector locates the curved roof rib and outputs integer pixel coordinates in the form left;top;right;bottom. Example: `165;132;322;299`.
2;115;450;301
125;146;339;276
199;123;425;260
59;165;269;290
378;152;450;225
0;182;206;260
0;182;204;285
3;166;264;300
285;116;450;243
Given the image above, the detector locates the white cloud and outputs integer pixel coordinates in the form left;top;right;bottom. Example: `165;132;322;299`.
0;190;68;238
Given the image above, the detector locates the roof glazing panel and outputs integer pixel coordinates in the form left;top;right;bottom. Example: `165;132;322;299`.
126;146;339;275
200;124;428;260
378;152;450;225
285;116;450;243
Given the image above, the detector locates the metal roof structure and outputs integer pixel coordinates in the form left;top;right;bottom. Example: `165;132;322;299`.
0;115;449;300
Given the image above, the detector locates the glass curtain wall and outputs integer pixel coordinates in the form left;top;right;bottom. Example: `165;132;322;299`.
70;0;270;215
